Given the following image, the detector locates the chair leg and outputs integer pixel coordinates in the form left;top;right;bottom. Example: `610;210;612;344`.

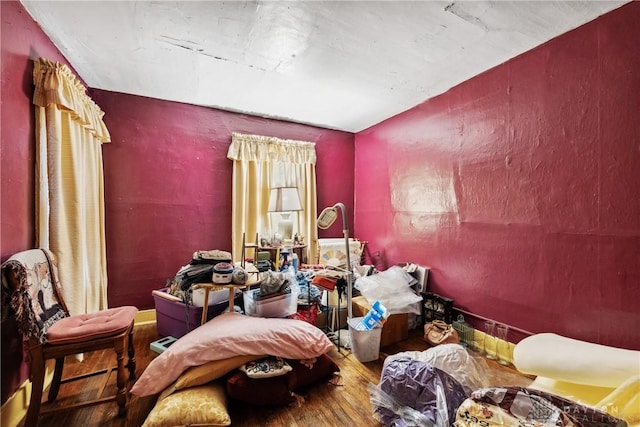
126;325;136;380
47;357;65;402
114;338;127;417
25;352;46;427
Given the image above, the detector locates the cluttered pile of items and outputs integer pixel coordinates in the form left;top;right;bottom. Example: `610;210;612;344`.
165;250;246;306
153;247;344;341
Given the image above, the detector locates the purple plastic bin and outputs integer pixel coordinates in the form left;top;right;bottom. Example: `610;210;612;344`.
153;288;238;338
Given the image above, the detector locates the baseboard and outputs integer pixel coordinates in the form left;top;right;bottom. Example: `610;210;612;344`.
135;308;157;325
1;360;55;427
1;309;157;425
1;378;31;427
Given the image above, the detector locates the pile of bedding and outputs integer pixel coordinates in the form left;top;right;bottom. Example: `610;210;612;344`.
134;312;339;426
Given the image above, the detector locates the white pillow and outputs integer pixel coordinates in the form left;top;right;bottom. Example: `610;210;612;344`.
513;333;640;388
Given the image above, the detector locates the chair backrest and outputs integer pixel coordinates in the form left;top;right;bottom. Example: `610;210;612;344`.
1;249;69;344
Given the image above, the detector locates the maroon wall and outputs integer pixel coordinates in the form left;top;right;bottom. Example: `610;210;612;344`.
91;90;354;309
0;1;83;403
1;1;76;259
355;2;640;350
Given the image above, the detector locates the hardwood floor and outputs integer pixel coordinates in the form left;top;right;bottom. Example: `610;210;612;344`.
27;322;532;427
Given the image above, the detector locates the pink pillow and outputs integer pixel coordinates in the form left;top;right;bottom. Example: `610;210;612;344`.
131;312;333;396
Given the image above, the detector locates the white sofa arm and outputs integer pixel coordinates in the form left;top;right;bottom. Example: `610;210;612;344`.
513;333;639;388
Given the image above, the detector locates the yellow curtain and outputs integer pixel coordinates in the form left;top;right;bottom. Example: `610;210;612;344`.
227;133;318;264
33;58;110;315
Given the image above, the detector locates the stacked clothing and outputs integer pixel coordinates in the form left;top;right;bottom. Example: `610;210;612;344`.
167;250;232;303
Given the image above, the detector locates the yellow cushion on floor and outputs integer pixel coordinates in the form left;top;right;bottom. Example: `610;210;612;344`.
159;354;264;400
143;382;230;427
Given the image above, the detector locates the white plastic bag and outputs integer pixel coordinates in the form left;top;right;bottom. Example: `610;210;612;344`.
354;266;422;314
385;344;491;395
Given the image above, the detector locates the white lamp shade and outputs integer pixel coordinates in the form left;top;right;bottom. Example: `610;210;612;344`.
268;187;302;212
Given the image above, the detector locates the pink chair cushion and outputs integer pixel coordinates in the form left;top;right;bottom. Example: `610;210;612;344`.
47;306;138;344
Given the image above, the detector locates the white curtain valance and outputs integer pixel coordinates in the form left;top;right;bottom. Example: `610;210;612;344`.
33;58;111;144
227;132;316;164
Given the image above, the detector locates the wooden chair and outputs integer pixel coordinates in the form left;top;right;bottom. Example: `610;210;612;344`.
1;249;137;427
240;232;259;269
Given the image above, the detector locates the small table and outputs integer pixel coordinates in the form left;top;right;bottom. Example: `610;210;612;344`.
192;266;261;325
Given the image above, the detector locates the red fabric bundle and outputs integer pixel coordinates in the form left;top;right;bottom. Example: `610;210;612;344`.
289;303;319;325
311;275;337;291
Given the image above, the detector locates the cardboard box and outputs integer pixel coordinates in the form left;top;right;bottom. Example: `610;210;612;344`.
352;296;408;347
315;307;348;330
153;288;236;338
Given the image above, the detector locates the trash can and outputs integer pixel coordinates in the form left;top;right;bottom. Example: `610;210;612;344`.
348;316;382;362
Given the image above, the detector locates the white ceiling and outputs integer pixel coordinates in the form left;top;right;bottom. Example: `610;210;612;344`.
22;1;628;133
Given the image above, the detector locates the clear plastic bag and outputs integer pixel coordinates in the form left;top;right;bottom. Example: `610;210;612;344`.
354;266;422;314
385;344;490;395
369;382;448;427
259;267;299;297
370;356;468;426
454;387;629;427
370;344;538;426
